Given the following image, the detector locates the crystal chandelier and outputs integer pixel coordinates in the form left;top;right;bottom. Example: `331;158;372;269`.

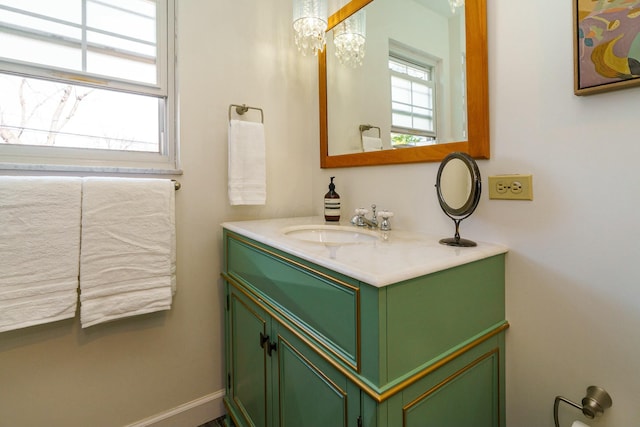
449;0;464;14
333;10;366;68
292;0;328;56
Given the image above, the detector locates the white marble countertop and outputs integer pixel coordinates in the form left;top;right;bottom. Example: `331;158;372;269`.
222;216;508;288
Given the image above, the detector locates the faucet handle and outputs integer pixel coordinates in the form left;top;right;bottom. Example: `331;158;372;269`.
352;208;368;227
377;210;394;231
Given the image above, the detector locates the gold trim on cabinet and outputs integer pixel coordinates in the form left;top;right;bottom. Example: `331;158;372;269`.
226;273;508;404
222;398;241;427
402;349;501;427
229;294;269;427
378;323;508;403
277;335;349;427
224;232;362;372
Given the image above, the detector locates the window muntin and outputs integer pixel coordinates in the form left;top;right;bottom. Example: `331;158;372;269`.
0;0;160;86
0;0;177;171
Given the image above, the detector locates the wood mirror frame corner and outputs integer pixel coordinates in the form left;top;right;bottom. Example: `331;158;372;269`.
319;0;489;168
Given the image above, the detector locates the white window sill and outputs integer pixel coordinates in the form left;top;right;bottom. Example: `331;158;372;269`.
0;162;183;176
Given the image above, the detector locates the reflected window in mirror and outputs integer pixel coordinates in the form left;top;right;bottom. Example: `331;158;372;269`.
389;49;438;148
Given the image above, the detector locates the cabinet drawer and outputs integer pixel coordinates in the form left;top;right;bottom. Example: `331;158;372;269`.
225;233;360;371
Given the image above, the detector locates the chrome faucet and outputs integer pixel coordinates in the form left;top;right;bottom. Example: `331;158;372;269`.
351;205;378;228
351;204;394;231
351;204;377;228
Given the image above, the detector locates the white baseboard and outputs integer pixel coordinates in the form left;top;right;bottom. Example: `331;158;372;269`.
125;389;226;427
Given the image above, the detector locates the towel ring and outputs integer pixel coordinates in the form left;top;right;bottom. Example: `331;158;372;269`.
359;124;381;138
229;104;264;123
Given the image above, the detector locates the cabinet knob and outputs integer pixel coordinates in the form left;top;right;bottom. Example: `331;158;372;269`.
267;341;277;356
259;332;277;356
259;332;269;349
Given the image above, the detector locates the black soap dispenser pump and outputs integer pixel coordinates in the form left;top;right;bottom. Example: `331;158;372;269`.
324;176;341;222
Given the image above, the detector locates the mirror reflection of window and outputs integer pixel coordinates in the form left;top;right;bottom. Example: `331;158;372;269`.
388;46;439;149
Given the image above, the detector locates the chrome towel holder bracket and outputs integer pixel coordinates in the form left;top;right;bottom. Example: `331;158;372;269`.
228;103;264;123
359;124;381;138
554;386;612;427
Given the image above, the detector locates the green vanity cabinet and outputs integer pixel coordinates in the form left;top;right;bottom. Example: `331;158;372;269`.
222;228;508;427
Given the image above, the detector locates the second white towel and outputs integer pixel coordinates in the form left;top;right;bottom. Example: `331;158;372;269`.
79;177;175;328
228;119;266;205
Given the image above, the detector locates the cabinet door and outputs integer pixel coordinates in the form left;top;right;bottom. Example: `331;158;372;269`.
228;289;271;427
273;325;360;427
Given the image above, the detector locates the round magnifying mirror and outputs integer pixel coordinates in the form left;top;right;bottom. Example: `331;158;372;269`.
435;152;481;247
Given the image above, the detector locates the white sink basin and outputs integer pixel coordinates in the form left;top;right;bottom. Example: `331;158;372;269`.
281;224;379;245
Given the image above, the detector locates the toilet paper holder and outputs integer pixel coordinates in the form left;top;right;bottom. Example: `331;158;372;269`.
554;386;613;427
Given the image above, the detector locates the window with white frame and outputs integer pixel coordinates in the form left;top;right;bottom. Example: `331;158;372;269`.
389;49;437;148
0;0;178;172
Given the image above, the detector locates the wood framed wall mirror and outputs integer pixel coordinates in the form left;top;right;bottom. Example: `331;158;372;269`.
319;0;489;168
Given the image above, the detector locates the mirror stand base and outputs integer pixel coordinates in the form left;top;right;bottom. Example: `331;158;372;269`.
439;237;477;247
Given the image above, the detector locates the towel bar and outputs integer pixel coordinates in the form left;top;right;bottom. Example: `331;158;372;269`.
229;104;264;123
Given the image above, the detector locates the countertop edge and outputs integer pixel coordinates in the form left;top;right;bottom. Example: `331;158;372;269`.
222;217;508;287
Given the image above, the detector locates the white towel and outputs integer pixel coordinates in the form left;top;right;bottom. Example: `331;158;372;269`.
79;177;175;328
362;136;383;152
0;176;82;333
228;119;266;205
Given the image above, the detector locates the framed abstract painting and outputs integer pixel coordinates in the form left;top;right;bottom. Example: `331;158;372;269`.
574;0;640;95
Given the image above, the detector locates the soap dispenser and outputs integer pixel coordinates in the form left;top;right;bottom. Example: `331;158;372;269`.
324;176;341;222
